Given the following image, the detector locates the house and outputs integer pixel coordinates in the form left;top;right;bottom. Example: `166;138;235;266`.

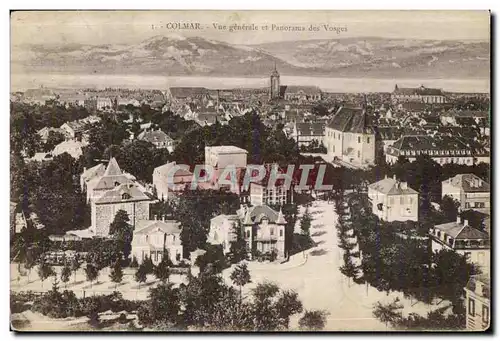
464;274;490;330
10;202;27;236
80;163;106;192
83;158;136;203
368;175;419;222
442;174;490;214
52;140;87;159
429;217;489;269
291;122;325;147
195;112;219;127
324;107;375;168
385;135;487;166
137;128;175;152
208;205;287;259
60;121;87;140
249;182;288;207
37;127;65;143
153;161;194;201
205;145;248;193
131;218;183;265
391;84;446;104
167;87;210;103
91;183;155;237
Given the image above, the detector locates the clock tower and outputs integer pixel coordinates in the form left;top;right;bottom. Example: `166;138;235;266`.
269;63;280;100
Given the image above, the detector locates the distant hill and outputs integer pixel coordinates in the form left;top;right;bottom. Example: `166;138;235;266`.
11;35;490;79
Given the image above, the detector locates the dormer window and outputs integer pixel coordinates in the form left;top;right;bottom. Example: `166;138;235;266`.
122;193;131;200
115;181;120;187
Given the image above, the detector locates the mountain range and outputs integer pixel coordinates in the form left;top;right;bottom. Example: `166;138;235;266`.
11;35;490;79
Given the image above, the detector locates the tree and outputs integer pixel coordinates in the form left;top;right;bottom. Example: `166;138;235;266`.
441;195;460;222
130;256;139;268
135;263;148;288
195;244;227;274
339;253;360;286
229;222;247;263
109;210;134;260
137;283;181;328
142;256;154;274
71;255;82;283
275;289;303;329
84;263;99;288
298;310;329;331
44;130;66;152
109;259;124;288
230;262;251;302
372;298;403;328
154;258;171;283
60;263;72;288
300;208;312;236
251;282;280;331
24;249;37;282
37;261;55;288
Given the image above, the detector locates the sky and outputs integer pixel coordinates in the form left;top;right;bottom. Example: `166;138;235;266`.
11;10;490;46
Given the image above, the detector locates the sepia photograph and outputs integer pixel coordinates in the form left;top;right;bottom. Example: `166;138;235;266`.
9;10;491;332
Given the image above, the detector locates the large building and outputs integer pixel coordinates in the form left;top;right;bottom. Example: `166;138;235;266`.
442;174;490;214
131;218;183;265
464;274;490;331
324;107;375;168
385;135;490;166
429;217;490;269
208;205;287;259
91;183;155;237
269;65;280;100
291;122;325;147
391;84;446;104
152;161;194;201
137;128;175;152
367;175;419;222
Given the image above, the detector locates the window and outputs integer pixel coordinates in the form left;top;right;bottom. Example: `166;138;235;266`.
482;305;489;324
338;134;341;140
270;227;275;236
246;230;250;238
367;137;370;143
358;136;361;143
357;151;360;158
280;229;283;237
465;252;471;260
400;196;404;205
469;298;476;317
389;198;394;205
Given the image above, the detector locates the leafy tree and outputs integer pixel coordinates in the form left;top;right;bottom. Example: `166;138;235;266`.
441;195;460;222
339;253;360;286
142;256;154;274
372;298;404;328
84;263;99;288
24;249;37;282
129;256;139;268
195;244;227;274
154;258;171;283
60;263;72;287
135;263;148;288
109;259;124;288
37;260;55;288
137;283;181;328
229;222;247;263
44;130;66;152
71;254;82;283
230;262;251;301
109;210;134;260
300;208;312;236
276;289;303;329
251;282;280;331
298;310;329;331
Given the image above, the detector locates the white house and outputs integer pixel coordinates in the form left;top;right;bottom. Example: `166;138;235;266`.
442;174;490;214
367;175;419;222
464;274;490;331
131;218;183;265
430;216;490;270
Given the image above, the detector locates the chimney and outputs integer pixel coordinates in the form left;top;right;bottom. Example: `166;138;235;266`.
393;174;397;180
153;215;157;221
463;219;469;226
401;182;408;190
385;174;388;179
476;281;483;296
162;215;165;222
456;216;461;224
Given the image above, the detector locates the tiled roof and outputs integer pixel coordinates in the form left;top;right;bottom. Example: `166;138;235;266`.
94;174;134;191
295;122;325;136
443;110;489;118
400;101;427;112
243;205;285;225
435;221;489;240
368;177;418;195
137;129;173;144
134;219;182;235
444;174;490;193
81;163;106;181
206;145;248;155
390;135;469;152
326;107;374;134
95;183;153;204
169;87;209;99
465;274;490;298
393;85;444;96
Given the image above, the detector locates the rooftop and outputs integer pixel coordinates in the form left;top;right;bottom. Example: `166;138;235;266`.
206;145;248;155
444;174;490;193
368;176;418;195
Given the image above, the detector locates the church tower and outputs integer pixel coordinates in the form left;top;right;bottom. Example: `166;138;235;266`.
269;63;280;100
